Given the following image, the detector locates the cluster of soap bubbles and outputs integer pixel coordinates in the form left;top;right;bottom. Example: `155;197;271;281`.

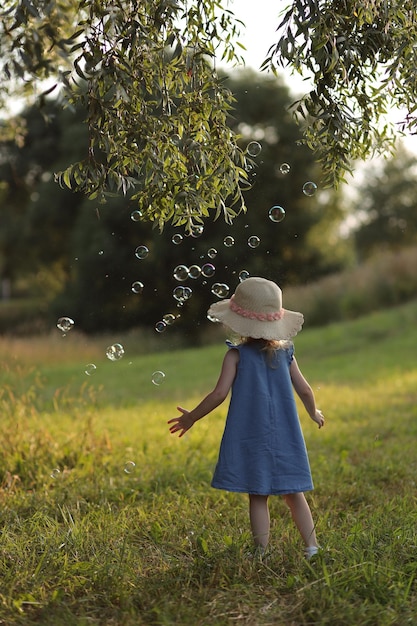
173;285;192;304
55;138;320;412
173;263;216;282
223;234;262;249
51;459;143;479
154;311;181;332
211;283;230;298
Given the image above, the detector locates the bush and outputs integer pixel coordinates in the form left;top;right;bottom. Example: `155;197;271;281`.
284;245;417;327
0;298;50;335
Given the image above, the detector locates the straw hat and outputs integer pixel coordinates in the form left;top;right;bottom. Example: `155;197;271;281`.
207;277;304;340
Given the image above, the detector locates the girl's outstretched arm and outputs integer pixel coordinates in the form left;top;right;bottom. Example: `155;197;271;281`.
290;356;325;428
168;348;239;438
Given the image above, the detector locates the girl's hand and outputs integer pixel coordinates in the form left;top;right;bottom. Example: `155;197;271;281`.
312;409;325;429
168;406;195;438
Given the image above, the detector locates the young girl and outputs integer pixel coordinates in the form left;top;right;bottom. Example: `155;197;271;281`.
168;277;324;558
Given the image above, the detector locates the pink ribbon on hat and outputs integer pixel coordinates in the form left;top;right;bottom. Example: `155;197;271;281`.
229;295;284;321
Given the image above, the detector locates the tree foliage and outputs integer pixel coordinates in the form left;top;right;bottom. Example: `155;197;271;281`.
0;71;346;332
2;0;417;230
265;0;417;187
1;0;248;232
352;147;417;260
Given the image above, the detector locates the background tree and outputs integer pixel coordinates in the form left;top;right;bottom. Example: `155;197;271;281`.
352;147;417;261
0;101;87;299
1;70;345;333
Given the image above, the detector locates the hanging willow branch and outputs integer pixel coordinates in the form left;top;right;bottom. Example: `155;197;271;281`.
1;0;250;231
263;0;417;187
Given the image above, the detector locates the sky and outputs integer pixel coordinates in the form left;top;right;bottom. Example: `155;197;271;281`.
228;0;282;70
220;1;313;94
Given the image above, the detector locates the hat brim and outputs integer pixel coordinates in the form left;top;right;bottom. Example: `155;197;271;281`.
208;299;304;340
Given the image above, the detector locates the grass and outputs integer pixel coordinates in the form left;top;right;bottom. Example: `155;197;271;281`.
1;300;417;625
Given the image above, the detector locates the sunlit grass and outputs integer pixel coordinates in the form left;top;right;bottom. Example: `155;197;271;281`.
0;301;417;624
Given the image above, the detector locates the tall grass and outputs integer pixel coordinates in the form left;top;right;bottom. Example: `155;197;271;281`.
0;300;417;624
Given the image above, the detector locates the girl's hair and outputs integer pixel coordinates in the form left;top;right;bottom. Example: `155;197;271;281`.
240;337;292;364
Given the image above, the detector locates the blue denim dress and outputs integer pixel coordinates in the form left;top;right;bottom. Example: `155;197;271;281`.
211;342;314;495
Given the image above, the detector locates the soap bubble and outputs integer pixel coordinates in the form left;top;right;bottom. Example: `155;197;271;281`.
247;141;262;157
171;134;181;145
106;343;125;361
239;270;250;282
173;264;189;281
223;236;235;247
173;285;192;303
162;313;177;325
269;205;286;223
57;317;74;333
155;320;167;333
182;286;192;300
211;283;230;298
131;281;144;294
124;461;136;474
207;248;217;259
50;468;61;479
201;263;215;278
130;210;142;221
248;235;260;248
188;265;202;279
279;163;291;175
135;245;149;259
207;312;220;322
190;224;204;238
85;363;97;376
172;233;183;245
302;181;318;196
173;286;186;301
152;370;166;385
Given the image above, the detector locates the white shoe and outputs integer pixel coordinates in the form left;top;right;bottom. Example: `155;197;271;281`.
304;546;320;559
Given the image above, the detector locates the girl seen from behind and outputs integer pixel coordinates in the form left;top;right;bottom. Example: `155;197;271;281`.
168;276;324;559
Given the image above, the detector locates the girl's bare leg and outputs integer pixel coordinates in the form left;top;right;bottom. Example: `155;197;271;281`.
249;494;270;548
283;492;318;548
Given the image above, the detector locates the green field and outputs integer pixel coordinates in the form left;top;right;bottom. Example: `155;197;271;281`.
1;300;417;625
